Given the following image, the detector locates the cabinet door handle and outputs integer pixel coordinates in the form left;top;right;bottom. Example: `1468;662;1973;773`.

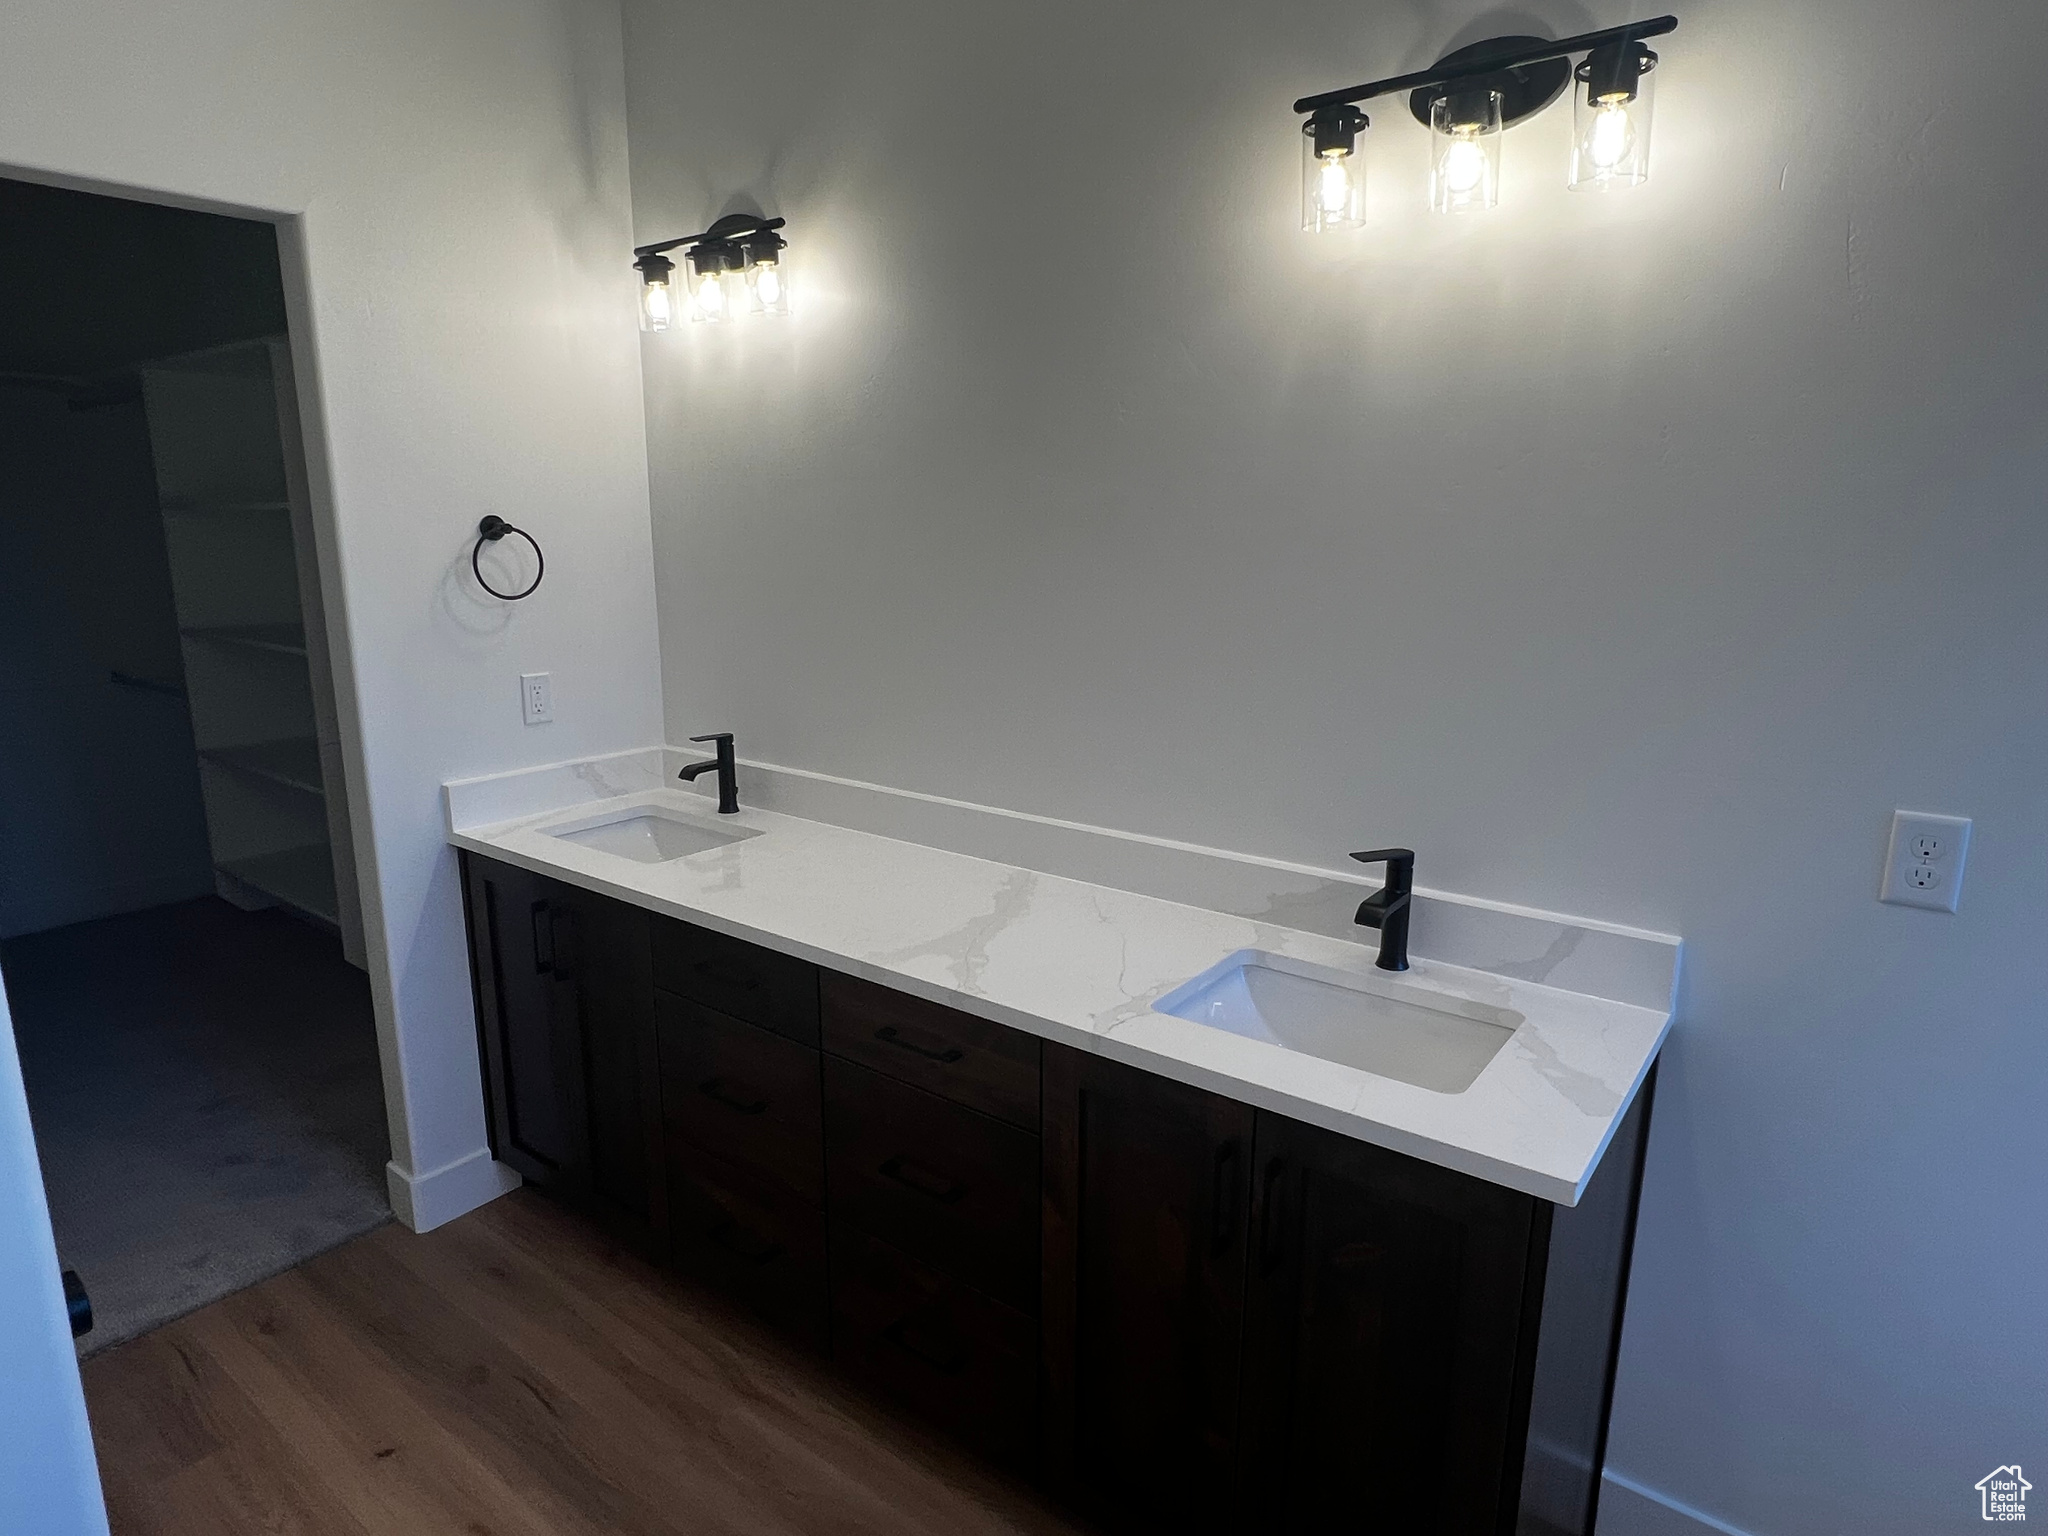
531;901;554;974
1212;1140;1241;1256
709;1219;782;1264
697;1077;769;1115
879;1155;966;1203
872;1025;965;1065
1258;1158;1289;1275
549;905;578;982
691;958;761;993
882;1315;970;1375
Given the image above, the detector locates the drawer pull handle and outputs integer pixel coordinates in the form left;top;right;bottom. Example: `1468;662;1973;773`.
710;1220;782;1264
882;1316;970;1375
879;1155;966;1203
873;1025;964;1065
697;1077;769;1115
692;959;762;992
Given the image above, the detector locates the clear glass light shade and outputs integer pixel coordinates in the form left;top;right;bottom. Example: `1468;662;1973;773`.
1302;128;1366;232
639;275;675;332
748;257;791;316
1569;60;1656;189
1430;90;1502;213
689;265;734;323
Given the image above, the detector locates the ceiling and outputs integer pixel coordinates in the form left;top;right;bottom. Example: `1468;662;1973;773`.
0;177;286;378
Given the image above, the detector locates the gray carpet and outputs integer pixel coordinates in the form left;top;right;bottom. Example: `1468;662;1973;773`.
3;897;391;1355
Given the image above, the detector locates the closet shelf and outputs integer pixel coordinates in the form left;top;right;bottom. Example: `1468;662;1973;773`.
216;845;338;926
180;622;308;658
199;738;324;796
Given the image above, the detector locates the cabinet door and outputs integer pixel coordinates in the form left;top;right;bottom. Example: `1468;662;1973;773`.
461;853;588;1185
658;992;824;1203
667;1142;829;1349
831;1226;1037;1470
824;1055;1040;1312
461;854;661;1245
821;970;1041;1129
549;880;661;1245
652;916;820;1045
1241;1112;1547;1535
1041;1044;1254;1526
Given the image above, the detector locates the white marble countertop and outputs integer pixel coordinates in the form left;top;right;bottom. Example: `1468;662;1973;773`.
449;787;1670;1204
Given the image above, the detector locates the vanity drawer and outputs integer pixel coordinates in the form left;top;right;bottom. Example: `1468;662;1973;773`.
831;1226;1037;1470
652;917;819;1046
822;971;1041;1131
667;1142;827;1350
656;993;822;1203
823;1056;1039;1312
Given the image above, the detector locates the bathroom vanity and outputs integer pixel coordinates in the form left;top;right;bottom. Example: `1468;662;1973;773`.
452;786;1669;1536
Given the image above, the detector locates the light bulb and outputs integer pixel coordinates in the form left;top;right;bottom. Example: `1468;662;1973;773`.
641;279;672;331
754;264;781;307
1570;44;1656;191
1429;89;1501;213
1302;107;1367;231
1317;152;1355;214
1441;137;1486;195
1586;101;1634;170
694;270;726;322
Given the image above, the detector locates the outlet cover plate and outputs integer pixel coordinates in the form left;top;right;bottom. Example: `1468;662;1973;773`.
1880;810;1970;912
521;672;552;726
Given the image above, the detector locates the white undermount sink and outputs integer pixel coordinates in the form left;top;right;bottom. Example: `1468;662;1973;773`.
546;806;759;863
1153;950;1521;1094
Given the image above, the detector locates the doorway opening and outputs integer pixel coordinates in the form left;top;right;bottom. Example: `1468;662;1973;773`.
0;174;386;1352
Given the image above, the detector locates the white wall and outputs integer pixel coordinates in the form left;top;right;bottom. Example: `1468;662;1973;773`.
0;386;216;936
0;0;662;1227
624;1;2047;1532
0;974;108;1535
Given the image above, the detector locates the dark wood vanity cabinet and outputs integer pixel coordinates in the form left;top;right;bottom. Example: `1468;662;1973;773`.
1041;1046;1255;1526
459;855;662;1248
1239;1114;1547;1535
820;971;1044;1467
650;905;833;1345
459;851;1650;1536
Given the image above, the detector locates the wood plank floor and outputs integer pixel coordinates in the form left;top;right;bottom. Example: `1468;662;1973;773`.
82;1188;1093;1536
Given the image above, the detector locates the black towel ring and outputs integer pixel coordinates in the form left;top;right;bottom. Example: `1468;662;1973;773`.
472;516;544;601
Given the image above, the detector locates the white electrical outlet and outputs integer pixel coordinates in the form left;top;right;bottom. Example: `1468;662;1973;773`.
1880;810;1970;912
521;672;552;726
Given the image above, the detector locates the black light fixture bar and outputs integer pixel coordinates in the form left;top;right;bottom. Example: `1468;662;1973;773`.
1292;15;1677;116
633;213;785;261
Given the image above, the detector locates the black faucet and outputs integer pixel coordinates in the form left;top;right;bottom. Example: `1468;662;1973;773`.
678;732;739;814
1350;847;1415;971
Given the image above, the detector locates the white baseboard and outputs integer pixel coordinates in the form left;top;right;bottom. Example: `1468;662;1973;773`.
1598;1470;1759;1536
385;1147;522;1233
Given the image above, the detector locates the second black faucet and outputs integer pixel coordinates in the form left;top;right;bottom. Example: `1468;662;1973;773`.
678;731;739;814
1350;846;1415;971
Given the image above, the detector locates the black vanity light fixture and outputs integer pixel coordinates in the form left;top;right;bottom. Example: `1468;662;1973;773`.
1294;14;1677;228
633;213;789;330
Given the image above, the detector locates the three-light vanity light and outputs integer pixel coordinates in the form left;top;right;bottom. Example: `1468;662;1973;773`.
634;213;789;330
1296;15;1677;229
